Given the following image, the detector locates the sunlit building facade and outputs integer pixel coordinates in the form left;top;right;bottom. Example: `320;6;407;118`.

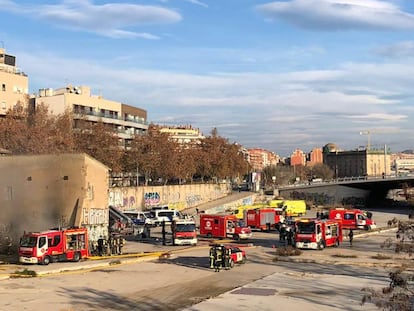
32;85;148;148
0;48;29;116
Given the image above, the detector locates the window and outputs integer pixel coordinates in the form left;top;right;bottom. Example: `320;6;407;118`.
2;84;5;91
52;235;61;247
331;225;338;237
38;236;47;248
344;213;355;220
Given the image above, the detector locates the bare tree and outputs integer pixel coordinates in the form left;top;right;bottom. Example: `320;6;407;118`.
74;119;123;173
362;220;414;310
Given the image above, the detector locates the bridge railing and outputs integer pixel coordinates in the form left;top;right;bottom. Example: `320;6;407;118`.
279;174;405;189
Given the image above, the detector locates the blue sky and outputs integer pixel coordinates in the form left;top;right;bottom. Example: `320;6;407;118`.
1;0;414;157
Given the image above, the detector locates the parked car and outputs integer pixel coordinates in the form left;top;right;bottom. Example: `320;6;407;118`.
124;211;154;226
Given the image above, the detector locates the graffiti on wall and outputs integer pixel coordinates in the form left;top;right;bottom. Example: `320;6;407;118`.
242;197;253;206
186;194;202;207
144;192;161;206
108;191;123;208
123;196;136;209
82;208;108;225
109;191;138;210
168;201;186;211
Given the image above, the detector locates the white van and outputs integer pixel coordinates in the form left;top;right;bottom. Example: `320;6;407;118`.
124;211;154;226
150;209;182;226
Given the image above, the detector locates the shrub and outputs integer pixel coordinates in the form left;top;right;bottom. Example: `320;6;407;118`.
275;246;302;257
11;268;37;278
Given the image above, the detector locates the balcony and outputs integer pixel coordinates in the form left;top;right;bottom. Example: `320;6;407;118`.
73;110;148;127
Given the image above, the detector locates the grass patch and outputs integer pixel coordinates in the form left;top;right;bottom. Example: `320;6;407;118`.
11;268;37;278
331;253;357;258
275;246;302;257
370;253;392;260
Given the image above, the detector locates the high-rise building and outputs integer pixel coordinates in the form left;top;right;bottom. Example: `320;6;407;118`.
0;48;29;116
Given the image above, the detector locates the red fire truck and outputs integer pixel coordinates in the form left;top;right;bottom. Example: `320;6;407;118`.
18;227;89;265
199;214;252;240
329;208;376;230
295;218;342;250
171;219;198;246
245;208;285;231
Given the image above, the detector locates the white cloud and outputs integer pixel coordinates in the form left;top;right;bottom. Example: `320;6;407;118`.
184;0;208;8
0;0;182;39
347;113;407;121
256;0;414;31
18;47;414;155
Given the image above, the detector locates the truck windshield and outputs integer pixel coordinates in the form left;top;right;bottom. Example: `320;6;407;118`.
296;222;315;234
20;235;37;247
237;220;246;227
175;224;196;232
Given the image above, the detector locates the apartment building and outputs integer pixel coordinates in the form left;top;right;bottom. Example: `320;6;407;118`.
391;152;414;175
33;85;148;148
247;148;279;171
157;125;205;144
0;48;29;116
307;147;323;166
290;149;306;166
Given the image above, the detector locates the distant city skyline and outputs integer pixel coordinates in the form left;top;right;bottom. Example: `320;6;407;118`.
2;0;414;156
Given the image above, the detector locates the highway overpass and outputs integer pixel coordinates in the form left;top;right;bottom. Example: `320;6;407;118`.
277;176;414;207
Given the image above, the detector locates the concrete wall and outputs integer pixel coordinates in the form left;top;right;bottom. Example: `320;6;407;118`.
279;184;369;206
108;183;232;212
0;153;109;246
204;195;256;214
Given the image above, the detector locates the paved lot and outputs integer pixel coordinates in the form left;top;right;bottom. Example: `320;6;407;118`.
0;193;412;311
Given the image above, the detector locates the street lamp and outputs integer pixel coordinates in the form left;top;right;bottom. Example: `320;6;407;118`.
359;130;371;151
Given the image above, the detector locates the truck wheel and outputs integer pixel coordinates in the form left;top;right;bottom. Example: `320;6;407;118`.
42;256;51;265
229;259;234;268
207;233;212;238
335;239;340;247
233;234;240;241
317;240;325;250
73;252;81;262
365;225;371;231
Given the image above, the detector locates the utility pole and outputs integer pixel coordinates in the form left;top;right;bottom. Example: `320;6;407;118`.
384;144;387;177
